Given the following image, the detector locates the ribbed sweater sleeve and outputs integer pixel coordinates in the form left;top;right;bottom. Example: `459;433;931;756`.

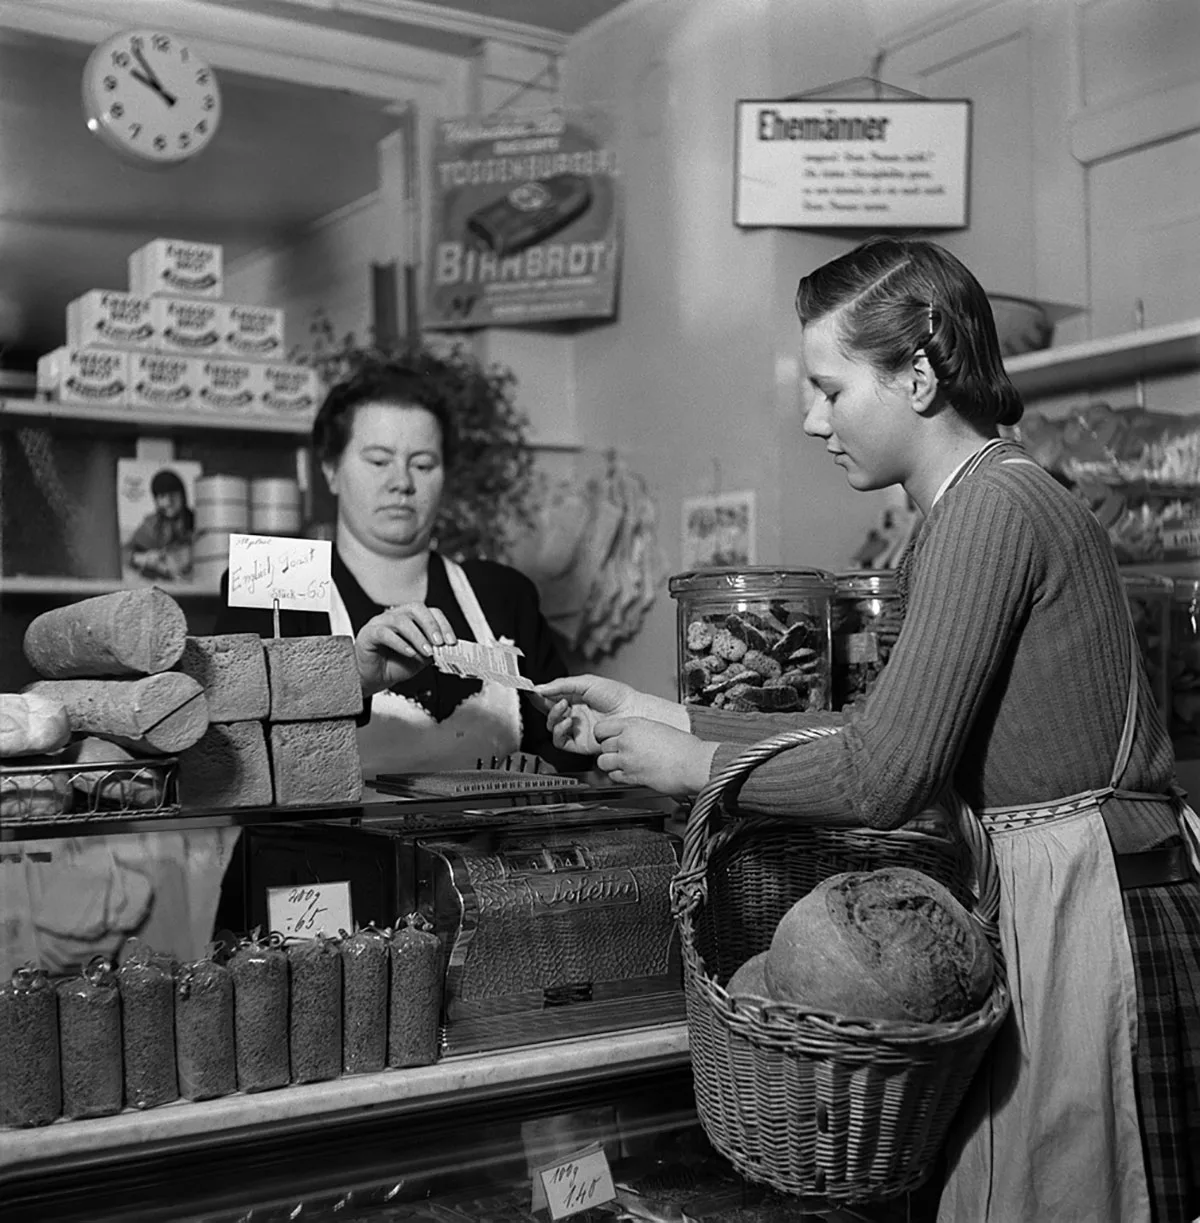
707;476;1041;829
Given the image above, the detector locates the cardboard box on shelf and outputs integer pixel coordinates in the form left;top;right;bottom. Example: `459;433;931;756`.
129;238;223;299
197;358;265;413
36;347;129;408
66;290;157;350
128;352;199;412
223;304;285;361
259;363;321;416
155;297;225;357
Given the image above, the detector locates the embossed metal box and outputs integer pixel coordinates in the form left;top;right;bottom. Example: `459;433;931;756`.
418;825;684;1055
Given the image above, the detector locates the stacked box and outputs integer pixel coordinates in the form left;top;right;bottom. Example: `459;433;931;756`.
66;291;157;350
197;358;264;413
223;305;285;361
155;298;224;357
129;239;223;299
128;353;200;412
36;347;129;408
259;363;321;416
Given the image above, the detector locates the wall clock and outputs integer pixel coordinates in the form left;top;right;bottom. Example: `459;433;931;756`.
82;29;222;167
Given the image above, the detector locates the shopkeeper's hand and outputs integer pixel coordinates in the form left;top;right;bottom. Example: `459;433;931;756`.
536;674;690;755
592;717;718;797
355;603;456;697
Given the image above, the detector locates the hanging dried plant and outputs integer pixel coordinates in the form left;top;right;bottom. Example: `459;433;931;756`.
298;314;538;563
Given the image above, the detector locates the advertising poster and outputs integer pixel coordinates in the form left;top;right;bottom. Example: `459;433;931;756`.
117;458;202;585
734;98;971;229
425;109;620;329
681;490;757;569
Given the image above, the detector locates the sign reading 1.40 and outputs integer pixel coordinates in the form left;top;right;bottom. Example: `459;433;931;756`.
734;98;972;230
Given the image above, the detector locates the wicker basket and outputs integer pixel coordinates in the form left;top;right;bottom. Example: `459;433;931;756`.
670;727;1010;1206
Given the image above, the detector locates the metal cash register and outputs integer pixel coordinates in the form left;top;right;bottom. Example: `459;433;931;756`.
236;766;686;1056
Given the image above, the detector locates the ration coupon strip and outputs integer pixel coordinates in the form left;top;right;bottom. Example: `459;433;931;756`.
431;640;534;690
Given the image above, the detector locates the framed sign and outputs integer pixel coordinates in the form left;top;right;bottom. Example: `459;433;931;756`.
734;98;971;230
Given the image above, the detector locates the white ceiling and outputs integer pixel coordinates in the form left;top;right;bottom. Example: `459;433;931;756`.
0;0;631;369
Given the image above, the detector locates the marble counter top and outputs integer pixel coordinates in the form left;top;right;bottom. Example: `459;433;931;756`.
0;1023;690;1172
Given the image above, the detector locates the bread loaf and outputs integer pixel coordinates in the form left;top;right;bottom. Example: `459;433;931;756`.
23;588;188;678
764;867;993;1023
26;673;209;755
0;692;71;758
269;719;363;806
175;634;269;722
179;722;273;810
1;758;71;819
726;951;770;1001
66;736;164;810
264;636;363;721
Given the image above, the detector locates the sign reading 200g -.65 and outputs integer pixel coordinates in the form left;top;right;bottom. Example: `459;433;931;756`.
425;109;621;329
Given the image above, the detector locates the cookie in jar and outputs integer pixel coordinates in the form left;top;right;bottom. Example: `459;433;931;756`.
832;570;903;711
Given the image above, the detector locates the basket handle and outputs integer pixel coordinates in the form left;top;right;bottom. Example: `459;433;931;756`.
672;726;1002;942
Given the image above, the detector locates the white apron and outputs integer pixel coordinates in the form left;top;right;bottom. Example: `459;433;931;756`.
329;557;523;779
938;450;1159;1222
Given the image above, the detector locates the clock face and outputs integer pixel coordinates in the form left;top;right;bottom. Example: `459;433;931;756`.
82;29;222;166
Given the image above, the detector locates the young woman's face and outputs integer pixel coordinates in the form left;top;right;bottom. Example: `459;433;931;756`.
800;313;913;493
323;401;445;557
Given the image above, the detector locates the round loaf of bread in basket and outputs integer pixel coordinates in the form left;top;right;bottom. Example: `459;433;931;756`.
669;726;1010;1207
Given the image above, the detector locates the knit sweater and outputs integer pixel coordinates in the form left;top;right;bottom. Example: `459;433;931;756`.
696;443;1179;855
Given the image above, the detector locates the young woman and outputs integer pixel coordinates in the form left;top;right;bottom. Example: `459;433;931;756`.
538;238;1200;1223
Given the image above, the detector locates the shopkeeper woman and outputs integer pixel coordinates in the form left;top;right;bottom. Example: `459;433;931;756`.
217;353;584;778
537;238;1200;1223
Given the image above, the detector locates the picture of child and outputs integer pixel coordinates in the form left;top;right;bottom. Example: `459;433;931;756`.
117;459;201;584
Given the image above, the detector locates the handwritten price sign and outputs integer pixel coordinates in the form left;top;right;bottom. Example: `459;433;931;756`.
267;882;352;940
531;1143;615;1219
226;533;333;613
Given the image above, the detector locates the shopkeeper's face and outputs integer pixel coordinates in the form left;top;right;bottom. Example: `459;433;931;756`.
800;312;913;493
324;401;445;556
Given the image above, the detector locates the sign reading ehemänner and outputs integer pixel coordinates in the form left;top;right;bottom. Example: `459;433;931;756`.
734;98;971;230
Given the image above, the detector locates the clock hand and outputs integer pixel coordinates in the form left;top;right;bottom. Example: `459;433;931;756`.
131;44;162;88
129;67;178;107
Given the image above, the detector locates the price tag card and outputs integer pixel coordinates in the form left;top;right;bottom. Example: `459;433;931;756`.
267;881;352;940
530;1142;616;1219
432;639;534;690
226;533;333;613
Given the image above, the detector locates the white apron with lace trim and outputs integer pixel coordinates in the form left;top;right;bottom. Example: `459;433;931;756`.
937;448;1154;1222
328;557;522;779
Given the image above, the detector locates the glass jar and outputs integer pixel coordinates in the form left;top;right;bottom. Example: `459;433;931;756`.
668;567;835;714
1122;572;1172;724
832;570;903;711
1169;578;1200;761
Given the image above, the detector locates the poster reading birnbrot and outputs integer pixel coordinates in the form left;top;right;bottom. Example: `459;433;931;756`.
425;109;620;329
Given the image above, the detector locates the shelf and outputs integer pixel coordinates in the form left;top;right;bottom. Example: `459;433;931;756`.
0;575;219;599
0;397;314;436
0;1022;691;1173
1004;317;1200;398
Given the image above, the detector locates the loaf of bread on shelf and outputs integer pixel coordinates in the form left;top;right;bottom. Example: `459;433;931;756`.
175;634;269;722
1;755;71;818
0;692;71;758
263;636;363;721
25;673;209;755
179;722;273;810
269;718;363;806
65;736;165;810
23;588;188;679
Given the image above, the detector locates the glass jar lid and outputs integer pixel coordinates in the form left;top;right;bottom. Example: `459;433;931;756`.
834;569;900;597
668;566;835;598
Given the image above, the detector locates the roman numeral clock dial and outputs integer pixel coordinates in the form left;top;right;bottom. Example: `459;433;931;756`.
82;29;222;166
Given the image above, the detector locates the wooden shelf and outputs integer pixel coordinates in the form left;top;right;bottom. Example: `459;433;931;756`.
1005;317;1200;398
0;575;219;599
0;396;314;436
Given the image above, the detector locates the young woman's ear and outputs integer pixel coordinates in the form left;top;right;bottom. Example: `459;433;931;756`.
909;351;940;415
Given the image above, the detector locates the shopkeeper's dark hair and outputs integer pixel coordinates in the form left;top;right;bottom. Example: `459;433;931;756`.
795;236;1024;428
312;352;459;468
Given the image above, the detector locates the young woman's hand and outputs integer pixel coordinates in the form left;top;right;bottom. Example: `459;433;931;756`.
535;675;689;755
354;604;456;696
592;717;718;796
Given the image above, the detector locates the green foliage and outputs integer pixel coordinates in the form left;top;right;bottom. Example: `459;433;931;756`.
300;315;537;563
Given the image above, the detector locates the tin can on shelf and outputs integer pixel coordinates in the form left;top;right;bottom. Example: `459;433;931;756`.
1121;572;1172;724
1169;578;1200;761
832;570;903;711
668;567;835;714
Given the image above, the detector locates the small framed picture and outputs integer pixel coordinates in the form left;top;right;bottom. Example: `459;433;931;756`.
116;458;202;585
681;489;757;569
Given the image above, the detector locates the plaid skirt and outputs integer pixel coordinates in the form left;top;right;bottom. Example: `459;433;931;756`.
1124;866;1200;1223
